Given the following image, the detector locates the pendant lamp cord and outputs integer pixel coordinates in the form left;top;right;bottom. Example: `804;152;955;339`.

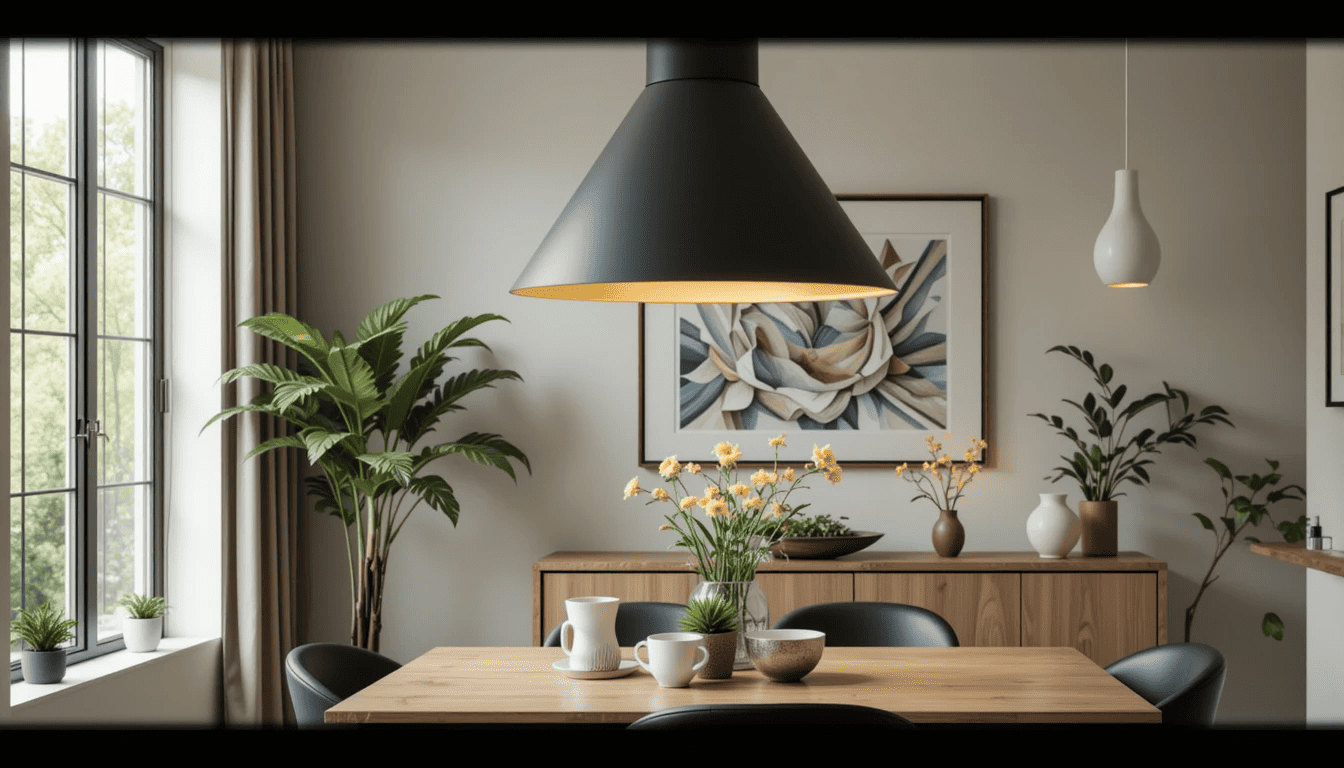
1124;39;1129;171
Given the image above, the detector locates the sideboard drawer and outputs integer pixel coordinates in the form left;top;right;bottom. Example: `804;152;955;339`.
855;572;1021;648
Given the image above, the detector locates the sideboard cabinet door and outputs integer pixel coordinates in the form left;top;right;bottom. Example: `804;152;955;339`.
540;573;699;644
854;573;1021;647
756;573;855;624
1021;573;1158;667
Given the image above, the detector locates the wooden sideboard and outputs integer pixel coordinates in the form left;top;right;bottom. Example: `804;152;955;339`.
533;551;1167;667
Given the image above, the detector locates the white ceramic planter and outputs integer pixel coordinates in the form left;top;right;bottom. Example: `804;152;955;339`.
1027;493;1081;559
123;616;163;653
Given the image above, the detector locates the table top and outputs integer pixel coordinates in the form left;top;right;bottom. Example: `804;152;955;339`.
326;646;1161;725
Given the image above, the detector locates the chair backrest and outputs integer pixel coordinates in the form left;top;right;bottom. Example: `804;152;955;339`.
772;601;959;647
1104;642;1226;727
627;703;916;731
284;642;402;728
543;601;687;647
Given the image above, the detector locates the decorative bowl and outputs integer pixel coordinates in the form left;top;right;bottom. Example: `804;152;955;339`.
744;629;825;682
770;531;884;560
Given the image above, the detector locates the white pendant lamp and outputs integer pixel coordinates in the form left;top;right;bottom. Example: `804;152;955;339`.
1094;41;1160;288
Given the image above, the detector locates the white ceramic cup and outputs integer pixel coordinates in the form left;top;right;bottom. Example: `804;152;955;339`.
633;632;709;688
558;596;621;672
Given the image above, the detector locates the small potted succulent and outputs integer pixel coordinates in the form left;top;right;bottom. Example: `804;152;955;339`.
11;602;78;684
118;593;167;653
679;595;739;680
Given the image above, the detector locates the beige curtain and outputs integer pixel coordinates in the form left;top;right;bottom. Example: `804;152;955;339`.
220;39;301;727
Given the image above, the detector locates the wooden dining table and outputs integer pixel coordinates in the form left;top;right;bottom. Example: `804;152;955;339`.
325;646;1161;725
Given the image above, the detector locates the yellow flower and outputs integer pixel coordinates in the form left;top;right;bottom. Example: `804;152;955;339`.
686;463;702;475
770;434;787;447
923;461;932;471
783;468;795;482
658;456;681;479
623;477;642;499
931;467;942;482
679;496;698;511
652;488;671;502
750;469;778;486
729;483;751;497
968;463;980;475
744;496;764;511
705;486;721;497
964;450;976;463
658;524;673;532
938;455;952;466
713;442;742;467
975;437;988;451
705;498;729;517
895;462;908;477
824;466;842;485
767;502;784;518
812;444;837;469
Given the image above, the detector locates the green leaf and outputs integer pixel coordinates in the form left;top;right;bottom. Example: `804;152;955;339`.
420;432;531;481
407;475;460;526
300;428;354;465
1204;458;1232;481
1244;536;1261;544
358;451;417;485
1279;516;1307;543
1224;515;1240;534
1192;513;1215;531
326;343;381;423
1109;384;1127;408
1262;612;1283;641
272;378;329;413
1099;363;1113;384
1265;458;1280;472
245;435;306;460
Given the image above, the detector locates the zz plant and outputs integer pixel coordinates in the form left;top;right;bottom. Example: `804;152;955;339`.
1029;346;1232;500
206;295;529;651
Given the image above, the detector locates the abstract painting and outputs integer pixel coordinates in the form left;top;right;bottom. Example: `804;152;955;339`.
640;195;988;467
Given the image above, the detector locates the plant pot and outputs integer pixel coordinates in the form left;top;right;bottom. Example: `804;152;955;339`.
697;631;738;680
1027;493;1081;559
689;581;768;670
123;616;163;653
931;509;965;557
1078;500;1118;556
21;648;68;684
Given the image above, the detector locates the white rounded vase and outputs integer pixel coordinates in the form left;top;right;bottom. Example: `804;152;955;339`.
1027;493;1081;559
123;616;163;653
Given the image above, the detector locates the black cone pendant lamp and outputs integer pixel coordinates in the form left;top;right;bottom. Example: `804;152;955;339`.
511;39;898;304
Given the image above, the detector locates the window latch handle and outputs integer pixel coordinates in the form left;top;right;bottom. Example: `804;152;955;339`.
72;419;109;443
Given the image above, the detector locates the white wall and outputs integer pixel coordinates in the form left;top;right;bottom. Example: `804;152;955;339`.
1305;41;1344;726
293;41;1308;724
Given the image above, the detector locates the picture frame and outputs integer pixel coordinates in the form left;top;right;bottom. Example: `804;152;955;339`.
1328;186;1344;406
638;194;989;467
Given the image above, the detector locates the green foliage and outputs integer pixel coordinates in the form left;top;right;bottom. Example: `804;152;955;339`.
782;514;855;538
205;296;530;647
11;601;78;652
1185;457;1305;642
1029;346;1232;501
679;596;739;635
117;593;167;619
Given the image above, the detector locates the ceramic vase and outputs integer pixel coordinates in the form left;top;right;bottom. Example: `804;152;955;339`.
931;508;965;557
21;648;67;684
689;581;768;669
1079;500;1119;557
1026;493;1081;559
696;631;738;680
123;616;163;653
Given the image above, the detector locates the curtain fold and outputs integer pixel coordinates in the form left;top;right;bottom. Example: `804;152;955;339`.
220;38;301;727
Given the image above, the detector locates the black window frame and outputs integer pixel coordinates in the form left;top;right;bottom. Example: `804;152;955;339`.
9;36;165;679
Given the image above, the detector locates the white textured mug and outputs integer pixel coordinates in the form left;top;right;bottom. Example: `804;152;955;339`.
633;632;709;688
558;596;621;672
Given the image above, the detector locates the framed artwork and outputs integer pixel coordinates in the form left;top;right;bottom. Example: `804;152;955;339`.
638;194;989;467
1328;186;1344;406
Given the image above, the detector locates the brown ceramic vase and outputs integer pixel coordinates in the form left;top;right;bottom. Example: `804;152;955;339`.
931;508;965;557
697;631;738;680
1078;500;1118;556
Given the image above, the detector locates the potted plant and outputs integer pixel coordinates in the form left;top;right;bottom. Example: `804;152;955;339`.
679;595;740;680
895;436;988;557
118;593;168;653
11;602;77;684
1029;346;1231;555
771;514;885;560
205;296;530;651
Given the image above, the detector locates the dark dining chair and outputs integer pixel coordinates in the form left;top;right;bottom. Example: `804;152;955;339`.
627;703;916;731
543;601;687;647
285;642;402;728
772;601;959;647
1104;643;1227;727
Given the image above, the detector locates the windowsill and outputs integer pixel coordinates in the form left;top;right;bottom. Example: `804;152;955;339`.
10;636;218;710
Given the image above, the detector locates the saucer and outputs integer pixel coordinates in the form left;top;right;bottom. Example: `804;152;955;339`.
553;658;639;680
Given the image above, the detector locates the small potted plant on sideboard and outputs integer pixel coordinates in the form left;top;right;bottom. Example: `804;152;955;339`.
11;602;77;684
118;593;167;653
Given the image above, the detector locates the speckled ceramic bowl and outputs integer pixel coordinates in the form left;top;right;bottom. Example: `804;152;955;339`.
744;629;825;682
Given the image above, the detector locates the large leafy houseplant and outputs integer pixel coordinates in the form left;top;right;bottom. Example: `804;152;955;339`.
1029;346;1232;501
206;295;529;651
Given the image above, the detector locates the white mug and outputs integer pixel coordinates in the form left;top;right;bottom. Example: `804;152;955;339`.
633;632;709;688
558;596;621;672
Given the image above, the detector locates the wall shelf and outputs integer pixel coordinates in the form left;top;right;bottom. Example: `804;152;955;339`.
1249;542;1344;579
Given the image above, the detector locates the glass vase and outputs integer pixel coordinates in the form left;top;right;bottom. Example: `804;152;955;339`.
689;580;768;670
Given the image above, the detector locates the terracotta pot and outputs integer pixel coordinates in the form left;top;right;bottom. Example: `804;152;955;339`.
697;631;738;680
931;508;965;558
1078;500;1118;556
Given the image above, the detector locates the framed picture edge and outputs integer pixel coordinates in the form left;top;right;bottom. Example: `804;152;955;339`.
1328;185;1344;407
637;193;991;468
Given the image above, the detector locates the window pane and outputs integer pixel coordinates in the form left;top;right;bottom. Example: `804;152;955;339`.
98;42;149;198
8;170;19;328
23;334;70;493
98;195;149;338
14;492;73;645
21;39;72;178
9;336;19;490
99;339;149;483
97;483;147;642
7;44;19;165
22;173;71;333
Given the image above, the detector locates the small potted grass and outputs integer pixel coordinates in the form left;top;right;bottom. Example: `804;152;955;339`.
11;602;77;684
118;593;167;653
679;595;739;680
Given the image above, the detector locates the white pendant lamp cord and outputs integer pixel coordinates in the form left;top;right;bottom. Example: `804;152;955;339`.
1124;39;1129;171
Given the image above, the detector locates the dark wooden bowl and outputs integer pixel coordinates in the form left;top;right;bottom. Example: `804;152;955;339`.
770;531;884;560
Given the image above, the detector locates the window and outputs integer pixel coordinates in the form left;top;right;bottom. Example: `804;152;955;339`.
9;38;164;674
